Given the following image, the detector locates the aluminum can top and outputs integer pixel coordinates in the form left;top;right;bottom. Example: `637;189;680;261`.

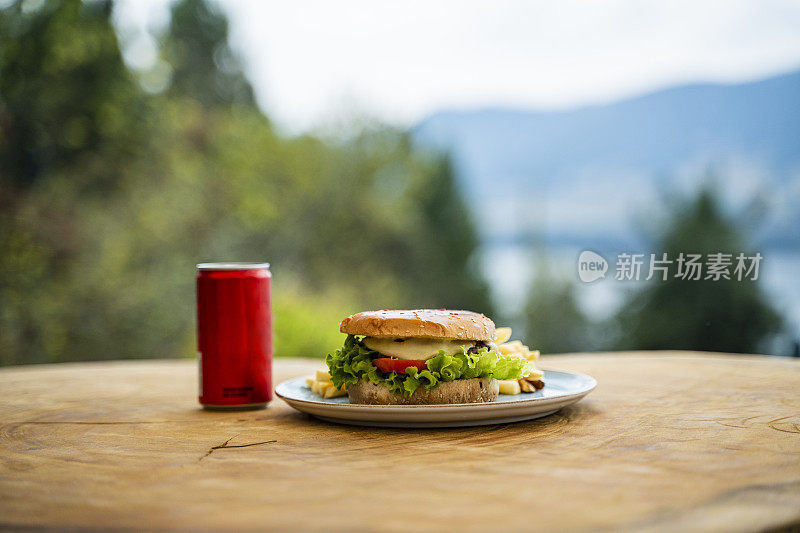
197;262;270;271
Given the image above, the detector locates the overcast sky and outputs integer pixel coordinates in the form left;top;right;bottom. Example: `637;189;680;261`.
115;0;800;133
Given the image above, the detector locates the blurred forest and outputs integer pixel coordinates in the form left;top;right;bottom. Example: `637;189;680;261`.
0;0;787;366
522;185;786;355
0;0;490;365
612;186;784;354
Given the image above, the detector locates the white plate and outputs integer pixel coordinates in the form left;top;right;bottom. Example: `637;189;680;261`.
275;370;597;428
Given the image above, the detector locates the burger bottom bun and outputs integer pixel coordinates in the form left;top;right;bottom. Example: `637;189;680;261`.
347;378;499;405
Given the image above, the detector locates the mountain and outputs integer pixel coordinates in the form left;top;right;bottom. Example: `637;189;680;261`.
413;69;800;249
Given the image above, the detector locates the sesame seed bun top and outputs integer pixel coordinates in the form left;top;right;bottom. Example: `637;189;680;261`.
339;309;495;341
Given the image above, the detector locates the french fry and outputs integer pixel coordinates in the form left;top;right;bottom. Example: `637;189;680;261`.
498;379;521;395
498;340;526;355
307;370;348;398
525;367;544;380
323;383;347;398
494;327;513;344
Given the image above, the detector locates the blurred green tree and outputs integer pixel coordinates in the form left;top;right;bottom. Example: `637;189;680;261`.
0;0;145;193
613;186;783;353
163;0;255;108
522;263;592;353
281;130;493;314
0;0;151;364
405;155;493;314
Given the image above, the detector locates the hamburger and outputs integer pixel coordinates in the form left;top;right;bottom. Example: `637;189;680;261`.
326;309;535;405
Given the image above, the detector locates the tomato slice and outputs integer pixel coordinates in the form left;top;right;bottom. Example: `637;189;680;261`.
373;358;428;374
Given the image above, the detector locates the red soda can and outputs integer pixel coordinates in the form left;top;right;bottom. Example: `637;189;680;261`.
196;263;273;409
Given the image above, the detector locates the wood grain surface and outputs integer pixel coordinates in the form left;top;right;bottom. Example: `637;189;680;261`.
1;353;799;532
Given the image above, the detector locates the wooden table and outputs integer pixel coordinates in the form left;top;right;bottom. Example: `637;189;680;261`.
1;353;799;532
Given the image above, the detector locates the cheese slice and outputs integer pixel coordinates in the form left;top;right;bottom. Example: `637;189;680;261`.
363;337;476;361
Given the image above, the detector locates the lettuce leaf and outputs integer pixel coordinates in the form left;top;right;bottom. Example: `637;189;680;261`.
326;335;531;396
